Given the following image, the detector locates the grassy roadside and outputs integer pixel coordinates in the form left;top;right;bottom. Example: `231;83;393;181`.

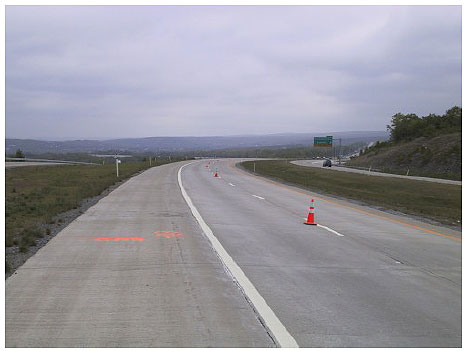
5;159;180;260
240;160;461;227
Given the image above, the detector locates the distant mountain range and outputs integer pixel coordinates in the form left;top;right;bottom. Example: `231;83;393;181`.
6;131;389;155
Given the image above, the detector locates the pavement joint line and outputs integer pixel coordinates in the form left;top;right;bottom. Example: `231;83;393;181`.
231;161;461;242
316;224;344;237
252;195;265;200
179;161;299;348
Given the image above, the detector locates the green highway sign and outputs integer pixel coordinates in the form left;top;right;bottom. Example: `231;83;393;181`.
314;136;333;147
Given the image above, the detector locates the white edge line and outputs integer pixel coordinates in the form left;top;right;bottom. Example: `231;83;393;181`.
317;224;344;237
252;195;265;200
178;162;299;348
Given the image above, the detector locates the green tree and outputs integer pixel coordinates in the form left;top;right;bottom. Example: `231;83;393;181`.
443;106;462;129
387;106;461;142
15;149;25;159
387;113;421;142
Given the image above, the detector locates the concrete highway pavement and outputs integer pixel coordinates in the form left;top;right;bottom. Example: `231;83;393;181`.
182;159;461;347
5;162;274;347
6;159;461;347
292;159;462;185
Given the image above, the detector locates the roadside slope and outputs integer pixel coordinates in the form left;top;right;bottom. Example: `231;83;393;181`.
347;133;461;180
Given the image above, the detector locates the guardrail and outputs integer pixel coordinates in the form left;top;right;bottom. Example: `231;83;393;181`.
5;157;101;166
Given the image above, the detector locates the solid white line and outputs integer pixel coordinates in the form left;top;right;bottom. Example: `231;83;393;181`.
178;162;298;348
317;224;344;237
252;195;265;200
229;183;236;187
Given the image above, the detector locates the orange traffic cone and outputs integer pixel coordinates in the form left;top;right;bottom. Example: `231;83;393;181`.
304;199;317;225
214;169;219;177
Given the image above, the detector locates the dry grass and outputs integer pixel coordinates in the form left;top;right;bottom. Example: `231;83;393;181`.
5;160;177;252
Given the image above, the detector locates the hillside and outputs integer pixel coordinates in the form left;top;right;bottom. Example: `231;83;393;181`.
6;131;388;155
347;132;461;180
347;107;461;180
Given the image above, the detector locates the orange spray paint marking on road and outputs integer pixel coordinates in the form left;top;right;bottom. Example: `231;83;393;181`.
154;231;184;238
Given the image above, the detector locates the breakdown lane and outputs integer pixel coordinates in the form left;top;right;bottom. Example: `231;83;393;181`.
181;159;461;347
6;161;274;348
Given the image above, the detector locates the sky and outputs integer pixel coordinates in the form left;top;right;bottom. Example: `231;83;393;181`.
5;5;462;139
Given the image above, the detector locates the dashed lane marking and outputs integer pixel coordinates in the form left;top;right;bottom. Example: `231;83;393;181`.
229;160;461;242
316;224;344;237
252;195;265;200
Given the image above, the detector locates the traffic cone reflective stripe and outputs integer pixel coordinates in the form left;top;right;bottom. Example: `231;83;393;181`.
304;199;317;225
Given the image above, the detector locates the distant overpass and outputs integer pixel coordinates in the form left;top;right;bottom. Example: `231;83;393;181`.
5;157;101;166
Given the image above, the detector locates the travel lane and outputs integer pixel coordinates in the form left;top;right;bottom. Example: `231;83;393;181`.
182;159;461;347
6;162;274;348
227;159;461;278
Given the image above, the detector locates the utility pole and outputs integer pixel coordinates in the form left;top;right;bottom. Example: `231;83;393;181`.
332;138;342;164
149;157;152;167
339;138;342;165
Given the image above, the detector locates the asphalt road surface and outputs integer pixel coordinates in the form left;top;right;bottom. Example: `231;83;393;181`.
6;159;461;347
292;159;462;185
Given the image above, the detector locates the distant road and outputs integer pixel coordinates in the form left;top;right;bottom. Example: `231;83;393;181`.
5;162;68;168
292;159;461;185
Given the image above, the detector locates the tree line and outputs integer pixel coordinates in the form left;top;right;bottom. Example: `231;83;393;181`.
387;106;461;142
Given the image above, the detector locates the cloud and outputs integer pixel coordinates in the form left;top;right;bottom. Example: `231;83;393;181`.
5;5;462;138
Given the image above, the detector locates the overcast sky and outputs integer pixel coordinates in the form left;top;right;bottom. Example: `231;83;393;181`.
5;5;462;139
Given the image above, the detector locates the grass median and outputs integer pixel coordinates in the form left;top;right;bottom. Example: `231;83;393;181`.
240;160;461;226
5;159;178;256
